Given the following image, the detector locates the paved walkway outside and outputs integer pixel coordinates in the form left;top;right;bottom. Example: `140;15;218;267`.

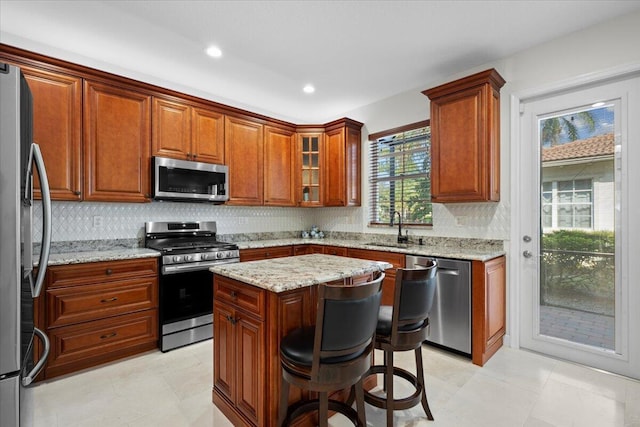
539;305;615;349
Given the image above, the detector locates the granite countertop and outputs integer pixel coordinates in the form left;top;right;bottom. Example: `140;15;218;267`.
37;248;160;266
234;238;505;262
210;254;392;293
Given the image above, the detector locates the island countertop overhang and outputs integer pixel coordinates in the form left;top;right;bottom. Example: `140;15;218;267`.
210;254;393;292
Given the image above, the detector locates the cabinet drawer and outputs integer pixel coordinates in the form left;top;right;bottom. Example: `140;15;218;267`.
214;276;265;319
346;248;405;268
240;246;293;262
323;246;347;256
47;277;158;328
46;309;158;376
47;258;158;288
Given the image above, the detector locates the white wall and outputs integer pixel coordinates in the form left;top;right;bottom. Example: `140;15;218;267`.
316;10;640;242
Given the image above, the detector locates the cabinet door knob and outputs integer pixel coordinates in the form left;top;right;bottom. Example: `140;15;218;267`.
105;268;113;275
73;191;81;196
230;291;237;299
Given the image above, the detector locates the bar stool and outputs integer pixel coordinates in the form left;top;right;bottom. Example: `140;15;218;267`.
277;272;385;427
364;261;437;426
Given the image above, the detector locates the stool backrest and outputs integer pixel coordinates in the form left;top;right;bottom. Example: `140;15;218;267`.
391;260;437;346
311;271;385;379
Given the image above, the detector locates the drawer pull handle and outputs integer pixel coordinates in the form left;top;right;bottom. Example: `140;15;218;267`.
100;297;118;303
230;291;237;299
100;332;117;339
226;315;237;325
105;268;113;275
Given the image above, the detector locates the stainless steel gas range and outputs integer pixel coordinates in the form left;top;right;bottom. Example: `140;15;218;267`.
145;221;239;352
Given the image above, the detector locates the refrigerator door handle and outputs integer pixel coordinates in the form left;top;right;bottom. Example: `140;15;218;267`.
22;327;50;386
26;143;51;298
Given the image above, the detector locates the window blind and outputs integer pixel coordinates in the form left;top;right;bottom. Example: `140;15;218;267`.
369;125;432;226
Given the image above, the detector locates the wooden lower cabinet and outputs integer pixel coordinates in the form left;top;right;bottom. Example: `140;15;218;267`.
240;246;294;262
472;256;506;366
45;309;157;379
346;248;405;306
212;274;374;427
323;245;347;256
213;275;267;427
293;244;325;255
41;258;159;379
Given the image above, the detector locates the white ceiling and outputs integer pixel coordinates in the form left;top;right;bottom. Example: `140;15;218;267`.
2;1;640;124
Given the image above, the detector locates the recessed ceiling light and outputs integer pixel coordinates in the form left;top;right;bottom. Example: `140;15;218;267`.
303;84;315;94
206;46;222;58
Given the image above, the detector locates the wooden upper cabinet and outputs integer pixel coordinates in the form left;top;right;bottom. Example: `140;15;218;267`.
152;97;225;164
423;69;505;203
22;67;82;201
152;97;191;160
83;80;151;203
296;131;324;207
191;106;225;164
323;118;362;207
225;116;264;205
264;126;295;206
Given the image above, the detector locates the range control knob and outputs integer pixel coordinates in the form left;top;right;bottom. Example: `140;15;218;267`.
184;255;193;262
216;252;224;259
173;255;183;263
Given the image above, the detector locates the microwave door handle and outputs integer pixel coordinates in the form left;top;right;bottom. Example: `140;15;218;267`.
27;144;52;298
22;327;50;386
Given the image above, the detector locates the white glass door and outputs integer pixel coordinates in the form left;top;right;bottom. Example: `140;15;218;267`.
518;75;640;379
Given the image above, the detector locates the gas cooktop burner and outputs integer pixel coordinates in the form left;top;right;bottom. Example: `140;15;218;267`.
154;241;236;253
144;221;239;274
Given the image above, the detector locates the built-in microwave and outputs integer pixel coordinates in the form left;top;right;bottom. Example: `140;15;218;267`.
152;156;228;203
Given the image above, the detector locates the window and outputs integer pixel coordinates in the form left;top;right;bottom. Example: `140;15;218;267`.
542;179;593;229
369;121;432;226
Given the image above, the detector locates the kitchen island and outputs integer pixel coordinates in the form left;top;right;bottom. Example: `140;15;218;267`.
210;254;392;427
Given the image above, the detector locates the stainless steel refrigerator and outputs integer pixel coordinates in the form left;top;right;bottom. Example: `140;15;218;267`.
0;63;52;427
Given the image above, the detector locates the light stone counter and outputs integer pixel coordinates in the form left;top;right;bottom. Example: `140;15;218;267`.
210;253;392;293
37;248;160;266
231;238;505;262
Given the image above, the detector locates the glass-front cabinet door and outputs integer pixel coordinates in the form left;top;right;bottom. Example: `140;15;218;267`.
298;133;323;206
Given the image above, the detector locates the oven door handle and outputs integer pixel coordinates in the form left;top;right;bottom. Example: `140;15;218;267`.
162;259;239;275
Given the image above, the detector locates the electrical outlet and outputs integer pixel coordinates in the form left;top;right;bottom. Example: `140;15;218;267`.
93;216;104;229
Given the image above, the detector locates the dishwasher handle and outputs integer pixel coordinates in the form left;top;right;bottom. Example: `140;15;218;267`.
436;267;460;276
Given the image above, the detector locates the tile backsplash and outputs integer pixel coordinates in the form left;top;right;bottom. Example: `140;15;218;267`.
33;200;509;243
33;201;312;242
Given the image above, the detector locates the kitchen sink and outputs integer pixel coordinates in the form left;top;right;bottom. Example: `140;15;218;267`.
364;242;410;249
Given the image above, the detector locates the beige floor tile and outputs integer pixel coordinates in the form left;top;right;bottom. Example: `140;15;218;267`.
530;377;625;427
30;340;640;427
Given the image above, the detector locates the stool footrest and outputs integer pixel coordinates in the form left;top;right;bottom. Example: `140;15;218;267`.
283;398;362;427
363;365;423;411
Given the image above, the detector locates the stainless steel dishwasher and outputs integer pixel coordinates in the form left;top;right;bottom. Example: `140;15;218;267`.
406;255;471;355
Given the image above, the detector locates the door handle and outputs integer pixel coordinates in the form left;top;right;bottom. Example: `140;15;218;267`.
22;327;50;386
523;250;533;258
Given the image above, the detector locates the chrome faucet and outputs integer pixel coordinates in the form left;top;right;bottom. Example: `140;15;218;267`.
390;211;409;244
